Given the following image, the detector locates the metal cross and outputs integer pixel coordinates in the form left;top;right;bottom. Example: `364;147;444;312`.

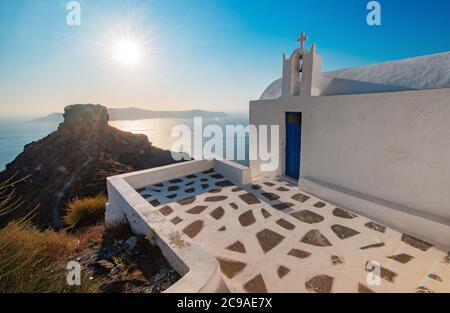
297;32;308;50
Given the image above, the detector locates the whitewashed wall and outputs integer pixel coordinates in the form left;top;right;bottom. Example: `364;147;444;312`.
250;88;450;228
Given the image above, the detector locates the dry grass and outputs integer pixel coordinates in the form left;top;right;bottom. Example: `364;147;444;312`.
0;222;100;293
0;176;101;292
63;195;107;228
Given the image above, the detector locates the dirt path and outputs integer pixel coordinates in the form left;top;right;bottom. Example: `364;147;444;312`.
52;141;93;228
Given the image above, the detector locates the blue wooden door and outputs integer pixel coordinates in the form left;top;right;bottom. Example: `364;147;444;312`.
285;112;302;180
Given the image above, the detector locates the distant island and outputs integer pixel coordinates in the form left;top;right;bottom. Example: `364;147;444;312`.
30;107;229;123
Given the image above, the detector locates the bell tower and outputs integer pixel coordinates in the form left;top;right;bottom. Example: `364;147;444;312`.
281;33;322;97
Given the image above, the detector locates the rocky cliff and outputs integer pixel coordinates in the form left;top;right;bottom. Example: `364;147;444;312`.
0;104;178;228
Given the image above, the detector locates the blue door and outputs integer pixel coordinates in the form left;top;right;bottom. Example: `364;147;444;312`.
285;112;302;180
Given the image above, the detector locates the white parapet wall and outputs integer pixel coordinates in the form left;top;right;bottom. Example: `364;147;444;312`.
213;159;252;186
105;159;252;293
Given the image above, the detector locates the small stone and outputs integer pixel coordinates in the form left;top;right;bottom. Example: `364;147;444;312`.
428;273;442;282
125;236;138;251
365;221;386;233
272;202;293;211
210;207;225;220
291;193;310;203
256;229;285;253
358;283;374;293
300;230;332;247
171;216;183;225
226;241;246;253
444;252;450;264
331;224;360;240
401;234;433;251
239;193;261;205
331;255;344;265
262;192;280;201
159;205;173;216
177;197;196;205
332;208;357;219
276;218;295;230
277;266;290;279
261;208;271;219
239;210;256;227
205;196;227;202
387;253;414;264
130;269;146;281
216;180;234;187
416;286;434;293
290;210;324;224
244;274;268;293
360;242;385;250
288;249;311;259
160;281;172;291
149;199;161;207
186;205;208;214
183;220;204;238
217;258;247;279
305;275;333;293
314;201;326;208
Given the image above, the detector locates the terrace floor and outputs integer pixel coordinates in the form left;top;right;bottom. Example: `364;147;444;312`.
136;169;450;293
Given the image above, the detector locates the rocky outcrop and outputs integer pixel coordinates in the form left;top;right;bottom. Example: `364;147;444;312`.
0;104;178;228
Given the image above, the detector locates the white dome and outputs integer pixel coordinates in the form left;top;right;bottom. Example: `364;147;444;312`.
258;52;450;100
259;78;282;100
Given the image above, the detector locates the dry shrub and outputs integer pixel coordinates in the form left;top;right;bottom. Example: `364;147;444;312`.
64;195;107;228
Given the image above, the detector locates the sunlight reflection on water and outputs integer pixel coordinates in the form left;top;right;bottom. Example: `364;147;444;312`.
109;115;249;166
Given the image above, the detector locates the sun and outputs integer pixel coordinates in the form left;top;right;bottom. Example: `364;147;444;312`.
112;39;142;67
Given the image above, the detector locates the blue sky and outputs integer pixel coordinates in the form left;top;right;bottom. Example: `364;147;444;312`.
0;0;449;116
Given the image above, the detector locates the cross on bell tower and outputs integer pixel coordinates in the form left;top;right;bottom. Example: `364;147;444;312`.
282;32;322;97
297;32;308;51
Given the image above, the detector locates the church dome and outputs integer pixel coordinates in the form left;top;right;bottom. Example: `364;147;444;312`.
259;78;282;100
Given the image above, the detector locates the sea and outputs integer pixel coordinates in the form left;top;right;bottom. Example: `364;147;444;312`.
0;113;250;171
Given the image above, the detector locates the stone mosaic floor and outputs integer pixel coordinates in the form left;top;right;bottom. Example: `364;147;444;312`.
136;169;450;293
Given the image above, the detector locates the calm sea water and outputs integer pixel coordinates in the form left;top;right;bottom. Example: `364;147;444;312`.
0;114;249;171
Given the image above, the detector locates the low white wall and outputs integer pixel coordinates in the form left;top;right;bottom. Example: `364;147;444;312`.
250;88;450;243
106;160;229;293
122;160;213;189
213;159;251;186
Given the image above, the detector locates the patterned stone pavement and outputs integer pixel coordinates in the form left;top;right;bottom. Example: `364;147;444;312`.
136;169;450;293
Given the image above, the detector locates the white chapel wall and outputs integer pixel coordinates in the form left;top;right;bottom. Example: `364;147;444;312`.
250;87;450;223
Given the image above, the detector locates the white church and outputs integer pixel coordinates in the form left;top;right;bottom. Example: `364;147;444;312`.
106;33;450;292
250;33;450;246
